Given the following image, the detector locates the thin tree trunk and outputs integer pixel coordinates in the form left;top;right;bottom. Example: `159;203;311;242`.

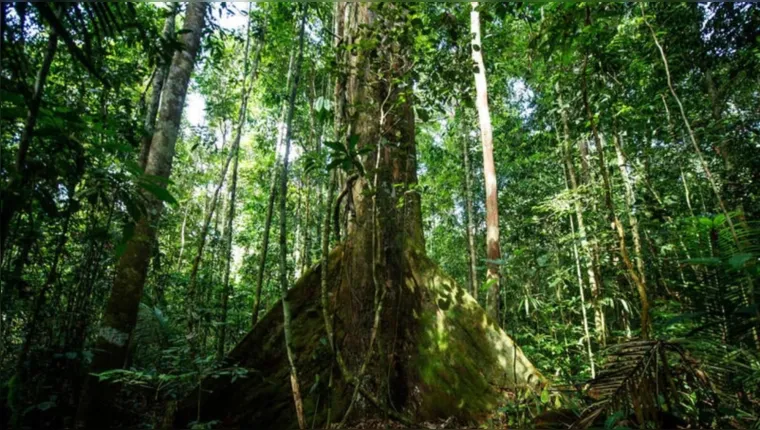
293;183;304;279
462;132;479;299
176;202;190;270
76;5;206;426
1;30;58;265
252;33;299;327
139;5;176;169
218;148;239;360
218;7;259;360
301;184;312;275
470;2;501;323
252;175;278;326
612;132;648;299
558;93;607;345
278;8;308;429
569;212;595;378
187;137;238;344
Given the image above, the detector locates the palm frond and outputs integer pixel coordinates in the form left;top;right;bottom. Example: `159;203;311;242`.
678;215;760;346
32;2;139;88
571;340;714;430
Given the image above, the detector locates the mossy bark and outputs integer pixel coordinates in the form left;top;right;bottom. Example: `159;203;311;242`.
176;243;541;428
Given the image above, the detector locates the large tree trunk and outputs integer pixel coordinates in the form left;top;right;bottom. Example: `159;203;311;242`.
76;4;206;427
470;2;502;323
176;3;541;427
139;5;177;170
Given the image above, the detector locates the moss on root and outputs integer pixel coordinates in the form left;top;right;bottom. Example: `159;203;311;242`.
405;245;542;423
175;244;542;428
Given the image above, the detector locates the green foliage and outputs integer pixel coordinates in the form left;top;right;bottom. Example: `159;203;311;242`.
1;1;758;428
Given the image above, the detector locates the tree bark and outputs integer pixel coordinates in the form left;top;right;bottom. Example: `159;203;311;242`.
252;173;278;326
470;2;502;323
569;211;596;378
218;147;239;360
139;5;176;170
612;132;648;297
76;4;206;427
176;202;190;270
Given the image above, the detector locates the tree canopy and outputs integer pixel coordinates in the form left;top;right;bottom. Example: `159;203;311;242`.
1;2;759;429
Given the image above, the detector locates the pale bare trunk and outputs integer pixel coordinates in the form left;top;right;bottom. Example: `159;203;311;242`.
470;2;501;323
176;203;189;270
569;206;596;378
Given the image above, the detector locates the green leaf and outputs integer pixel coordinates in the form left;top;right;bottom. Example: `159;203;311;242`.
605;411;626;429
326;158;344;171
115;223;135;258
348;135;360;152
683;257;721;266
323;140;344;152
729;253;753;270
139;182;178;205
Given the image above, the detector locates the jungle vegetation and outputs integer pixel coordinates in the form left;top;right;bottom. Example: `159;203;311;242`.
1;2;759;429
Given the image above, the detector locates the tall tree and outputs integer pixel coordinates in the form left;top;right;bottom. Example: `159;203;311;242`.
176;4;540;427
470;2;502;323
76;4;207;426
252;30;298;327
139;5;177;170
